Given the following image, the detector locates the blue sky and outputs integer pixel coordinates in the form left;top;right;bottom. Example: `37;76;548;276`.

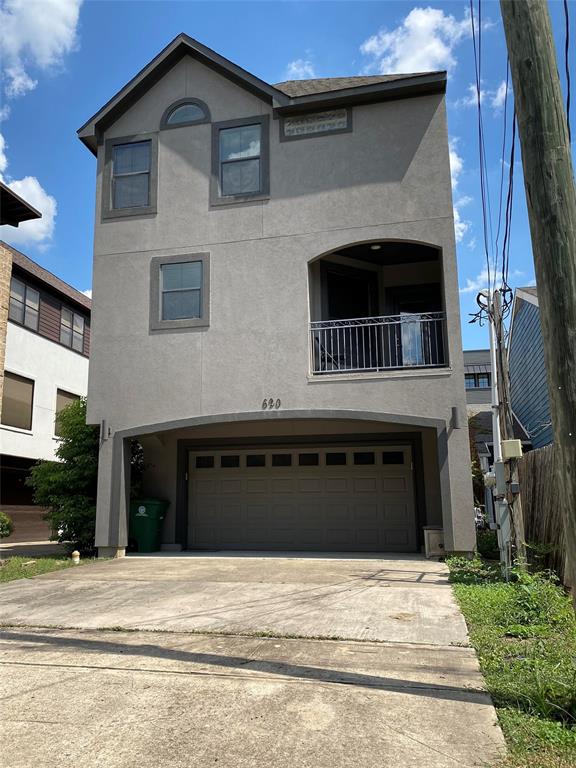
0;0;572;348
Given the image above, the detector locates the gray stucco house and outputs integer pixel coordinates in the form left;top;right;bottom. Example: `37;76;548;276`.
78;34;475;557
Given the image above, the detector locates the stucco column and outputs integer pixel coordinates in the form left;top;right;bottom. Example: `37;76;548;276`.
437;421;476;553
96;434;131;557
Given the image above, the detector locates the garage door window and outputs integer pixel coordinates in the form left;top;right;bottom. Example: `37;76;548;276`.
272;454;292;467
220;455;240;468
299;453;319;466
382;451;404;464
326;452;347;466
196;456;214;469
246;454;266;467
354;451;375;465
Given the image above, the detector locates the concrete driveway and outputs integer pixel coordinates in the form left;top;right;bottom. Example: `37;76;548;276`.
0;554;505;767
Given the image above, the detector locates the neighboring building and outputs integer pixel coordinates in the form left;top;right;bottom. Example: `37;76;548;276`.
78;34;475;557
0;241;91;503
0;182;42;419
463;349;492;416
508;286;553;449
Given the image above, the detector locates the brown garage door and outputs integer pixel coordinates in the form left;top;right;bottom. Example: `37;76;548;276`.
187;445;417;552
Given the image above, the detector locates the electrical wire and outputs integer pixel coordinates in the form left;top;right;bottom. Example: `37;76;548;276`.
495;64;510;259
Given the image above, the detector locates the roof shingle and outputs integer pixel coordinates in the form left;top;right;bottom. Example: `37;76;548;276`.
273;73;443;98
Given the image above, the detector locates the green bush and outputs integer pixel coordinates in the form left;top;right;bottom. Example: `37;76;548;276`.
0;511;14;539
446;555;502;584
477;528;500;560
27;399;99;552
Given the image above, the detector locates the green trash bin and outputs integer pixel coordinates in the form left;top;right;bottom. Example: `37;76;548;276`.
129;499;169;553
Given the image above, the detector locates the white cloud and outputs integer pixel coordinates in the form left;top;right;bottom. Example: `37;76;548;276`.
449;138;463;190
285;59;316;80
360;7;472;74
0;0;82;99
455;80;509;112
0;176;57;247
449;139;472;243
491;80;508;109
82;289;92;299
0;104;11;122
455;82;485;108
460;268;490;294
0;134;7;176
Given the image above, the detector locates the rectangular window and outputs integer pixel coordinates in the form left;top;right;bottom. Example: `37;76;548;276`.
55;389;80;436
219;124;261;196
196;456;215;469
299;453;319;466
465;373;476;389
382;451;404;465
220;455;240;468
246;454;266;468
477;373;490;389
272;454;292;467
212;116;269;204
60;308;85;352
112;140;151;210
161;261;202;321
150;253;210;332
1;372;34;431
326;452;347;466
8;277;39;331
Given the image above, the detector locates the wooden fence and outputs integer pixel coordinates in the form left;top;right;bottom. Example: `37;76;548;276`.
517;443;568;584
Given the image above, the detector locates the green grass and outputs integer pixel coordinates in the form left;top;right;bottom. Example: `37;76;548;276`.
0;555;85;583
448;557;576;768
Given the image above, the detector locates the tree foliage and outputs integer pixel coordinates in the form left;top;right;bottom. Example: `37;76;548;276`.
0;511;14;540
27;398;99;552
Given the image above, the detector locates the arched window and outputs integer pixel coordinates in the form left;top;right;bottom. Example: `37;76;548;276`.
160;99;211;129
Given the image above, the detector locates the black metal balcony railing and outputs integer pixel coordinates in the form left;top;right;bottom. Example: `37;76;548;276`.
310;312;447;374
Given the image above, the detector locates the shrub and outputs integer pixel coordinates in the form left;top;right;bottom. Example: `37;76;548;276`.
447;555;502;584
0;511;14;539
27;398;99;552
477;529;500;560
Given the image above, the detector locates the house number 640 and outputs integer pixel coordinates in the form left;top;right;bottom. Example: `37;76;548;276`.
262;398;281;410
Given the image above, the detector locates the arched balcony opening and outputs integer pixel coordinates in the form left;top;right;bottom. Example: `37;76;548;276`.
308;241;447;375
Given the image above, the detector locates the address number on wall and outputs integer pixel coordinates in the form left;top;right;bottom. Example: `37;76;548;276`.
262;398;281;410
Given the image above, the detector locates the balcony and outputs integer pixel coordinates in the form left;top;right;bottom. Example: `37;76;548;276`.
310;312;447;375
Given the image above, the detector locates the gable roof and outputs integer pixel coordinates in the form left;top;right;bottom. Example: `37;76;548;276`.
78;33;446;155
2;241;92;313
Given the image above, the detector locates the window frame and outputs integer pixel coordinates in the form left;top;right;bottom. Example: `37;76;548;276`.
210;115;270;206
1;371;35;432
160;98;211;130
54;388;81;437
149;252;210;332
8;276;39;331
102;133;158;220
59;306;86;353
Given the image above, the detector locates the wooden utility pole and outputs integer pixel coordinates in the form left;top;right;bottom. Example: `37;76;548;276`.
493;290;526;562
500;0;576;604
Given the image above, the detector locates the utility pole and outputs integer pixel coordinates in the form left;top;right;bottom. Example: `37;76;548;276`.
500;0;576;603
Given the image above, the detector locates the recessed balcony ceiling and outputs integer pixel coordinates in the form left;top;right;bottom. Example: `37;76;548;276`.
335;241;440;265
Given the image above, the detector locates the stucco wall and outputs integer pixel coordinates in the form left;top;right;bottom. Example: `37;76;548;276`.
1;323;89;460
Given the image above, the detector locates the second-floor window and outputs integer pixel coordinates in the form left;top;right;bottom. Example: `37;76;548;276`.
55;389;81;436
8;277;39;331
112;140;151;209
60;308;85;353
1;372;34;431
212;116;269;204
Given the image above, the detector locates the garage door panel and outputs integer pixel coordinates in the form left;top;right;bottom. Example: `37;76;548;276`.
188;445;417;552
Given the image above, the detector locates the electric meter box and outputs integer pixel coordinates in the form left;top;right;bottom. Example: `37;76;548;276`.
501;439;523;459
